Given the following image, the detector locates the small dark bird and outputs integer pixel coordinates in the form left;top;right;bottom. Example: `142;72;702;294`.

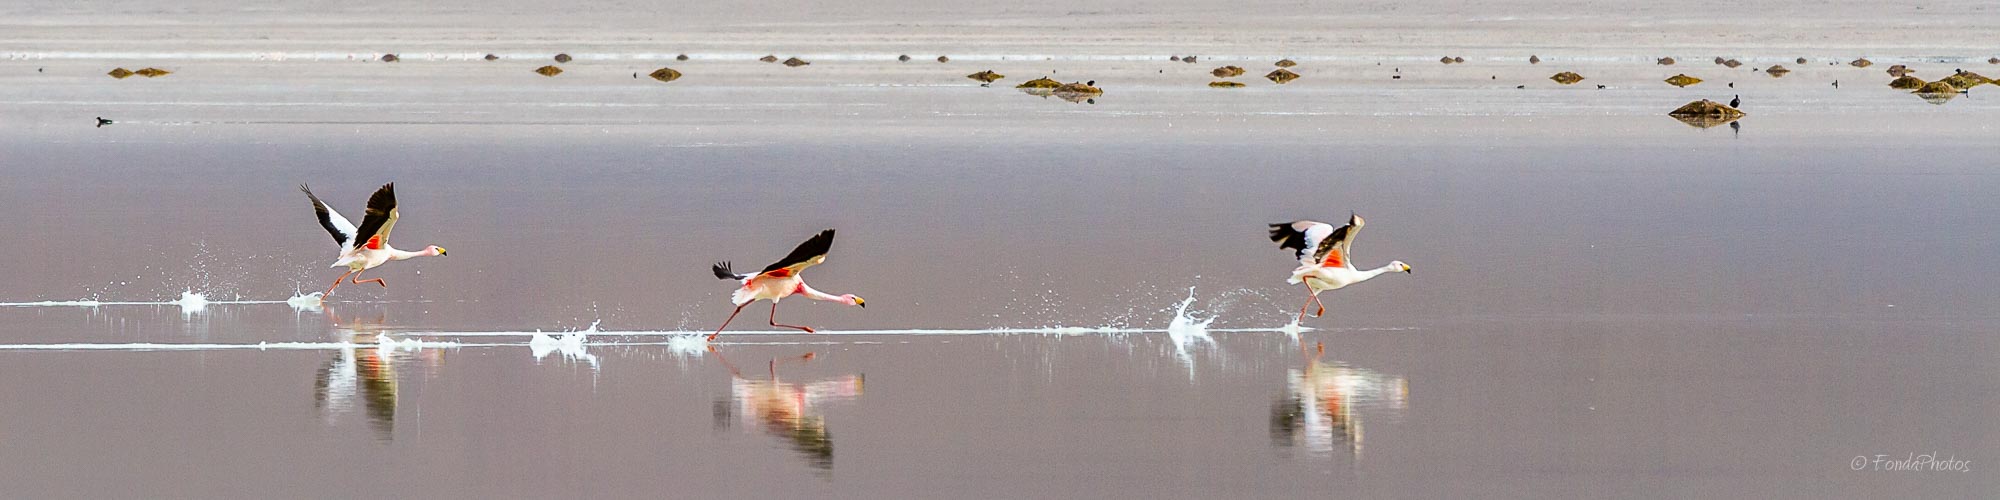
38;68;44;73
632;72;637;78
1516;85;1525;89
1597;84;1606;89
1730;95;1741;108
1832;80;1839;88
1392;75;1401;79
1728;82;1735;88
1086;80;1095;86
96;117;112;127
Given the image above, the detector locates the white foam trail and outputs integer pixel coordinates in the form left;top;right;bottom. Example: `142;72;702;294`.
0;341;470;351
0;296;382;308
0;300;108;307
0;339;874;352
400;325;1316;337
375;335;455;351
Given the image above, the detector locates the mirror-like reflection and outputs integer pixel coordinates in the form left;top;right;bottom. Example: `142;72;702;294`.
312;307;443;441
712;351;864;473
1670;114;1743;129
1270;343;1409;461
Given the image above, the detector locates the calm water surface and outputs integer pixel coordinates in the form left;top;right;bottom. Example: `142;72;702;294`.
0;68;1996;497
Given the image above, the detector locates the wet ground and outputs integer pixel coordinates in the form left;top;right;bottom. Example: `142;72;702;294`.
1;56;1997;497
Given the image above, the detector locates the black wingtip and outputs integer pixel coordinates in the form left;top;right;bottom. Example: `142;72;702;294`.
1268;222;1306;251
712;261;738;280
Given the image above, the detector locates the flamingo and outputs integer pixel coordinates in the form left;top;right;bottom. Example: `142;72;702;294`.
709;229;865;340
301;183;446;298
1268;214;1412;324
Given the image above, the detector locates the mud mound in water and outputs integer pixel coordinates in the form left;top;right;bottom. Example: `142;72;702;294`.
1913;81;1959;94
1016;77;1061;89
1887;75;1927;89
1667;99;1746;128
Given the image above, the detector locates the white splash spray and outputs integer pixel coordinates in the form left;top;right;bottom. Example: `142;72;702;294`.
667;335;711;357
529;321;600;369
1166;287;1216;379
174;291;208;314
287;292;325;311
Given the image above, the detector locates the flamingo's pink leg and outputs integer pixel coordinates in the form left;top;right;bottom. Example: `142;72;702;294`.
709;303;749;341
324;270;355;297
769;303;816;333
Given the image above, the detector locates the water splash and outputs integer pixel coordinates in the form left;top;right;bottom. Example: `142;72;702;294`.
1166;287;1216;379
288;292;324;311
667;335;711;357
174;291;209;314
529;321;600;369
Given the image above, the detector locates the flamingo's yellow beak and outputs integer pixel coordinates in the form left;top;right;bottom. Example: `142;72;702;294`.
854;297;867;308
1402;263;1413;273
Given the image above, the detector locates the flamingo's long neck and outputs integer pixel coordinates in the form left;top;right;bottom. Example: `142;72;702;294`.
796;283;846;303
386;247;429;261
1357;263;1402;282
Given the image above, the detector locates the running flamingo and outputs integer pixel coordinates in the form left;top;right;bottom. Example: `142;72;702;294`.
1268;214;1411;323
709;229;865;340
302;183;446;298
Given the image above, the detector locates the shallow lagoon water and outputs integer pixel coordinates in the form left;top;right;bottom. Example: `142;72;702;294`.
2;56;1998;497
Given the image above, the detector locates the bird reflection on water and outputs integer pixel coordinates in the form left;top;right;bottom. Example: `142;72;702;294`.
1270;343;1408;461
712;350;863;473
311;307;443;441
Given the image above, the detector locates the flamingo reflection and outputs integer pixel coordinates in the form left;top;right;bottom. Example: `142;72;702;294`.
312;307;442;441
1270;343;1408;460
712;350;863;472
